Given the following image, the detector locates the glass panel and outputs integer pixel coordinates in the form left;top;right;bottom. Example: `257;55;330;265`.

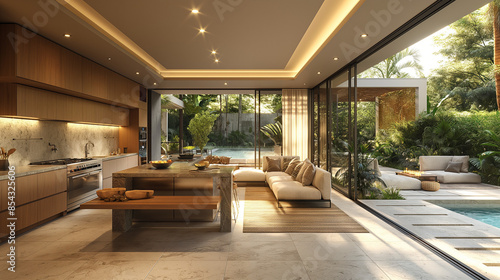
312;88;320;166
330;70;351;197
318;82;328;169
259;90;283;163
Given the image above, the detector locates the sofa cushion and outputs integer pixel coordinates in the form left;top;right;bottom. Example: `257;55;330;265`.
445;161;462;173
262;156;282;172
265;157;281;172
265;171;288;182
296;159;312;182
233;168;266;182
419;156;454;171
291;161;305;179
281;156;299;172
381;174;421;190
285;158;301;175
452;156;469;172
268;175;294;186
270;181;322;200
312;168;332;200
301;164;316;186
425;171;481;184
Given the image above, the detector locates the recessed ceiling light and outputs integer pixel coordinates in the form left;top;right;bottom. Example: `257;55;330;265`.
108;57;112;61
317;72;321;75
192;9;199;14
64;33;71;38
224;82;228;86
211;50;217;54
304;83;307;85
135;72;140;75
199;28;206;33
333;57;339;61
153;82;157;86
360;34;368;38
215;59;219;63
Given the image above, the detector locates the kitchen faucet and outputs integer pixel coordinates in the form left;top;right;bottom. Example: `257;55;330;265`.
85;141;94;158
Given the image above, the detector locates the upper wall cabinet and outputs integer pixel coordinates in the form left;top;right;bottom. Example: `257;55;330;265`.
1;24;144;110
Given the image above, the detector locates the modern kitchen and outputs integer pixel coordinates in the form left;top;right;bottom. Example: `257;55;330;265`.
0;23;148;239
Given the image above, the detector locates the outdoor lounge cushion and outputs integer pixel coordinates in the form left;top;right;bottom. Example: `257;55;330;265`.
444;161;462;173
425;171;481;184
233;168;266;182
380;173;421;190
420;156;469;172
270;181;322;200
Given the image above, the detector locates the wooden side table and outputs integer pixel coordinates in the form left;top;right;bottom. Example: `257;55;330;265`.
421;181;440;191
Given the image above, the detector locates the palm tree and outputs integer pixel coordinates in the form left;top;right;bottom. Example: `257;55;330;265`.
367;48;424;78
490;0;500;110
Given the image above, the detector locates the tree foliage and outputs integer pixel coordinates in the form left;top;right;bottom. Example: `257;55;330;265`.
187;111;219;152
360;48;423;78
428;5;496;111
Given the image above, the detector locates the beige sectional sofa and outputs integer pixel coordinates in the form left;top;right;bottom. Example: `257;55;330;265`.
419;155;481;183
233;156;332;207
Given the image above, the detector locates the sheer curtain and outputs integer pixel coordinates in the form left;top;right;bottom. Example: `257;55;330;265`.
282;89;309;160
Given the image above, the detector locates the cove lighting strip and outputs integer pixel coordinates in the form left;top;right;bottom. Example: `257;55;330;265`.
57;0;364;79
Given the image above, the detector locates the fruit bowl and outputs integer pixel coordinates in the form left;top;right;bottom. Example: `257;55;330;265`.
194;163;206;170
151;160;173;169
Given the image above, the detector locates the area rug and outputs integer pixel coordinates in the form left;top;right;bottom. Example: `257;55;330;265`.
243;187;368;233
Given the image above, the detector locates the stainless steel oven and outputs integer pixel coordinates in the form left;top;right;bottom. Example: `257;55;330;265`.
67;160;102;211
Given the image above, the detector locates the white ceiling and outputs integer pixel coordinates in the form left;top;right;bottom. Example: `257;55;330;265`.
0;0;491;89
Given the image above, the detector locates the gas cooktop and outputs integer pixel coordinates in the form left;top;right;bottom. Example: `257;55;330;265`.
30;158;94;165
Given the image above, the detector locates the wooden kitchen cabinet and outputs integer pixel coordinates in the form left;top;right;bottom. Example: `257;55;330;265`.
102;155;138;189
15;175;38;206
83;59;108;99
0;179;6;212
15;202;38;230
60;47;83;93
38;192;67;222
37;169;67;199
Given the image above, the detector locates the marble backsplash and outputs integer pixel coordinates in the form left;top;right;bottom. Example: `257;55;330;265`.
0;118;119;166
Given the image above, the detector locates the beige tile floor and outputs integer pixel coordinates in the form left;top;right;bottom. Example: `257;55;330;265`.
0;188;475;280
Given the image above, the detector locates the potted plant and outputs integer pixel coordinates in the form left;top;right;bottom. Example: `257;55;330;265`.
187;111;219;156
260;122;282;155
0;147;16;171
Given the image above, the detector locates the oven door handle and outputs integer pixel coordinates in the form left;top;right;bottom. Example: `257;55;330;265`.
88;170;101;176
69;172;90;179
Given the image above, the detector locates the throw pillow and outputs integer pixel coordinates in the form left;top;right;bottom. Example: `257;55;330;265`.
291;162;305;179
296;159;313;182
281;156;295;172
445;161;462;173
285;159;301;175
452;156;469;172
301;164;316;186
265;157;281;172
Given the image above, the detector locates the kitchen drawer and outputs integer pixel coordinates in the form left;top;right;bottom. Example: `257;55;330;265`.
38;192;67;221
37;169;67;199
16;175;38;206
0;180;6;212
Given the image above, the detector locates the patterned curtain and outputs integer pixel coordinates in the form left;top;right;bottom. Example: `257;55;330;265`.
282;89;309;160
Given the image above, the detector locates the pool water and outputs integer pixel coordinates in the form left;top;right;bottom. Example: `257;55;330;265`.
446;208;500;229
211;148;275;159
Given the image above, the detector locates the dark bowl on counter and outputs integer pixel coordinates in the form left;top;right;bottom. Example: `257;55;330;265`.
151;161;173;169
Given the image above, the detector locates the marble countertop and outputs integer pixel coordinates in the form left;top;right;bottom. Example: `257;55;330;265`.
113;162;234;178
0;165;66;180
92;153;138;161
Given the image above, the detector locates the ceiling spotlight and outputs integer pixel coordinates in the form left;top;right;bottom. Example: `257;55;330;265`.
333;57;339;61
191;9;199;14
360;34;368;38
199;28;206;33
215;59;219;63
211;50;217;54
135;72;140;75
224;82;228;86
317;72;321;75
153;82;157;86
108;57;112;61
64;33;71;38
304;83;307;86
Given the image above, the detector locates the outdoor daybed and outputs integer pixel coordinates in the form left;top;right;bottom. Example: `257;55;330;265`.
233;156;332;207
419;155;481;183
369;158;422;190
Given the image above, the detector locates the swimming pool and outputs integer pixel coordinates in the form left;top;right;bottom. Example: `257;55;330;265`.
211;148;276;159
430;200;500;229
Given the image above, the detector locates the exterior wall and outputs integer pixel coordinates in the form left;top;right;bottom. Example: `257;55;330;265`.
0;118;119;166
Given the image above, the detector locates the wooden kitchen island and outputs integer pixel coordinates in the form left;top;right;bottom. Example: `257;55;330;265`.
108;162;234;232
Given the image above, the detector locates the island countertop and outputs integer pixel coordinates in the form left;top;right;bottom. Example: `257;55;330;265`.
113;162;234;178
